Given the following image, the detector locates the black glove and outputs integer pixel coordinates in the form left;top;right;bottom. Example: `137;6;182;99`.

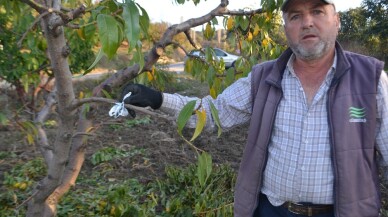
120;83;163;110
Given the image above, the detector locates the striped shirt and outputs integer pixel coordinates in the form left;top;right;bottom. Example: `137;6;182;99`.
160;54;388;205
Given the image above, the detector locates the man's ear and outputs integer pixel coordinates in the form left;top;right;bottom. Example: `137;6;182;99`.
335;13;341;30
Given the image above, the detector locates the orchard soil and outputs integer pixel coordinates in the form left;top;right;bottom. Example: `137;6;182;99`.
0;73;387;215
0;74;247;198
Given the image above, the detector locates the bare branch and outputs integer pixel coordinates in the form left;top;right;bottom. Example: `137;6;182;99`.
184;30;198;49
17;11;50;48
60;6;71;12
170;42;190;56
65;23;80;29
35;89;57;165
65;4;87;21
49;4;87;30
16;190;39;210
17;2;86;46
69;97;174;121
19;0;47;13
227;8;263;16
72;132;96;138
92;64;141;97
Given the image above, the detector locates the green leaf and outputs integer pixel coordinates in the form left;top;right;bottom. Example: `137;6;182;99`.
175;0;185;4
137;3;150;38
190;109;206;141
97;14;120;59
184;58;193;74
207;66;215;87
193;0;200;6
101;89;112;99
0;113;9;125
123;1;140;49
205;47;214;62
211;17;219;25
133;41;144;73
192;58;202;78
84;18;97;41
23;121;38;135
85;48;104;73
208;100;222;137
197;152;212;187
236;16;249;31
177;100;196;135
225;67;235;86
27;133;34;145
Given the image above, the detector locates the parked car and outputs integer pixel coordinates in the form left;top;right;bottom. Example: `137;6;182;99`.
184;48;239;68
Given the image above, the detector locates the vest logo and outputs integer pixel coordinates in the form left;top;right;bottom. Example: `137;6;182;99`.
349;107;366;123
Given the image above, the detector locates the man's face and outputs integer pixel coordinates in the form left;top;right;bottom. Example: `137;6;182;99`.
283;0;340;61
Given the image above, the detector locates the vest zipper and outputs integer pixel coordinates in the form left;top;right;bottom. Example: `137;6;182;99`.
327;84;340;217
253;84;283;215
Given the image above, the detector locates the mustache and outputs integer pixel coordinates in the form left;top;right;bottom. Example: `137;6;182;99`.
300;30;319;39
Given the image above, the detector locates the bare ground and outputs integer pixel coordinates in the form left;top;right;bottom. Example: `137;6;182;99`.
0;76;247;186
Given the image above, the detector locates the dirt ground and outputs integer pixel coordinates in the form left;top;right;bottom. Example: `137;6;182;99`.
0;76;247;184
86;109;247;181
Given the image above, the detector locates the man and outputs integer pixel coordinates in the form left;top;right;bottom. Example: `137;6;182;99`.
120;0;387;216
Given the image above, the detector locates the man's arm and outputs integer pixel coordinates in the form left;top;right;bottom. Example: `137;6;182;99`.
121;73;253;131
160;73;252;130
376;71;388;181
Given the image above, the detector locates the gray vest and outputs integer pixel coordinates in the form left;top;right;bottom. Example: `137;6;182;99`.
234;42;385;217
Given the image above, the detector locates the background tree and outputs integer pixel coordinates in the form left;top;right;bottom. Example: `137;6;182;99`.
338;0;387;63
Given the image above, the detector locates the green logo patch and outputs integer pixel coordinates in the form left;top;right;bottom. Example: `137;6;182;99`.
349;107;366;123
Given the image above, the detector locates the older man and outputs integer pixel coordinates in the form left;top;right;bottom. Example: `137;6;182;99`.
119;0;387;216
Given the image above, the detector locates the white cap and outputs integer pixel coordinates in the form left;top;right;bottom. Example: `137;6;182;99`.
281;0;335;12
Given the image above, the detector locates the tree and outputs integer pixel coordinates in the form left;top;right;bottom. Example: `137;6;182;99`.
0;0;285;216
338;0;387;63
362;0;388;63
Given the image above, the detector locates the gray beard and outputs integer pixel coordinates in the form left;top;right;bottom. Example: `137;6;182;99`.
290;40;333;61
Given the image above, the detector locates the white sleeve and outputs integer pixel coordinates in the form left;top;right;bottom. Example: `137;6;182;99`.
159;73;253;131
376;71;388;181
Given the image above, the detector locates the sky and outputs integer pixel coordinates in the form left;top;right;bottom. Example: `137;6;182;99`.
136;0;364;27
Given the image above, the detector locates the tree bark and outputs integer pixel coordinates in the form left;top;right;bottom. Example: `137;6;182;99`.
27;1;77;216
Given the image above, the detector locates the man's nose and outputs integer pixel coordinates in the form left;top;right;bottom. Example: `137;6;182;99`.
301;14;314;28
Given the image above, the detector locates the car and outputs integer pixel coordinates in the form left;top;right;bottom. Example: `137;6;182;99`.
184;48;239;68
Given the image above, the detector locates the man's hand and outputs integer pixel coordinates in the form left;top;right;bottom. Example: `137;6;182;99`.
120;83;163;110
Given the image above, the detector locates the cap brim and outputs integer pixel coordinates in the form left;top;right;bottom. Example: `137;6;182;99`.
281;0;334;12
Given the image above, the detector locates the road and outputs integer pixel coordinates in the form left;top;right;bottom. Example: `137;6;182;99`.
166;62;184;74
0;62;186;88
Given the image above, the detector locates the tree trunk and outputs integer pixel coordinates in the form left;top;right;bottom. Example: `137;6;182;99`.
27;1;77;216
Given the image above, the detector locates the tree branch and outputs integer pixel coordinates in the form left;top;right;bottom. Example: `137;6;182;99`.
19;0;47;13
184;30;198;49
17;1;86;46
170;41;190;55
69;97;174;121
227;8;263;16
17;11;50;48
48;4;87;30
35;88;57;167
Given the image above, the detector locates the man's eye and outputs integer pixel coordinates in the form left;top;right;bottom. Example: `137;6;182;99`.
290;15;300;20
313;10;323;15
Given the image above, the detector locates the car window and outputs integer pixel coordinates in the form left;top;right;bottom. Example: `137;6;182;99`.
214;49;227;57
190;51;203;57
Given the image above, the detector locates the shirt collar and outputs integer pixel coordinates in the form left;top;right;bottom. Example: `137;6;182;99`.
285;51;337;85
